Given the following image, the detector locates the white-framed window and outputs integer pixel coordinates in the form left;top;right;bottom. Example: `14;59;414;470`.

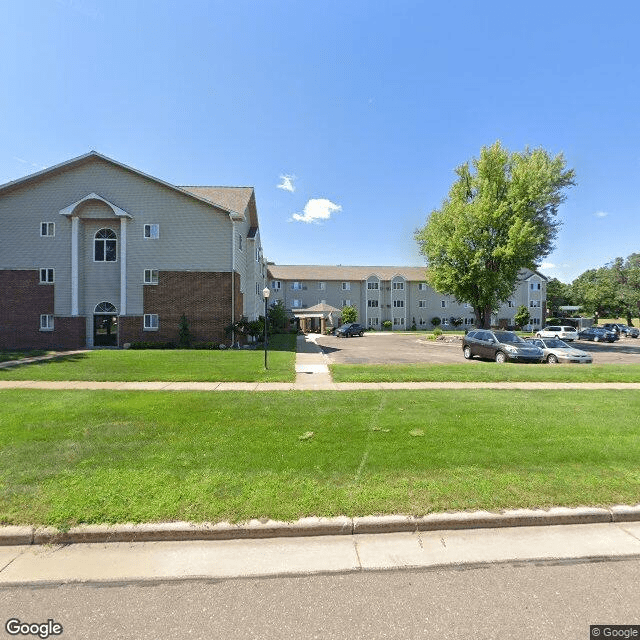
530;282;541;290
317;282;326;291
292;281;303;290
342;282;351;291
441;317;449;325
532;317;541;325
292;299;303;308
342;299;351;307
368;299;379;308
367;282;379;290
418;283;428;291
40;314;54;331
144;269;159;285
39;268;54;283
237;233;243;251
392;281;405;290
440;300;446;308
418;317;426;326
393;317;405;326
507;300;514;308
369;317;379;326
40;222;55;237
530;300;541;308
144;314;159;330
464;317;474;325
271;280;281;290
94;228;117;262
393;300;404;308
418;300;427;308
144;224;159;239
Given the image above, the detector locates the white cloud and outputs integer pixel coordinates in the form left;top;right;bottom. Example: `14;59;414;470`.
291;198;342;224
594;211;609;218
540;262;556;269
276;174;296;192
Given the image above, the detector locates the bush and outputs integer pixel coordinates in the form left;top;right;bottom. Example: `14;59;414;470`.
433;327;443;337
431;317;442;328
129;342;177;350
191;342;220;350
382;320;392;331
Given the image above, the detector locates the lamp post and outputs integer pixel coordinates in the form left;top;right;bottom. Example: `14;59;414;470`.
262;286;270;369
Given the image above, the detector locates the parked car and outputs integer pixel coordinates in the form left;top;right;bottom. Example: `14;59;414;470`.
462;330;544;363
535;325;578;341
335;323;366;338
602;323;639;338
577;327;618;343
525;337;593;364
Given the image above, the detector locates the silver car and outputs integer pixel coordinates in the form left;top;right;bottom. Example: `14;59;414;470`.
535;325;579;341
526;337;592;364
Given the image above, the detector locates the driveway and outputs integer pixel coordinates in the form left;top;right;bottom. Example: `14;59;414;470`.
315;333;640;365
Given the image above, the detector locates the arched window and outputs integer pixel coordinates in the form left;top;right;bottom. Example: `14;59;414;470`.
94;302;118;314
94;228;117;262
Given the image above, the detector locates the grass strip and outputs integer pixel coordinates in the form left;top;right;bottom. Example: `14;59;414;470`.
331;362;640;383
1;389;639;527
0;334;296;382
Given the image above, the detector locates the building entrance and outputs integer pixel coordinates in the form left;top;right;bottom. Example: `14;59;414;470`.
93;302;119;347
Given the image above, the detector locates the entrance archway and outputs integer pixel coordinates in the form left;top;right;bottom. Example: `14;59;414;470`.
93;302;118;347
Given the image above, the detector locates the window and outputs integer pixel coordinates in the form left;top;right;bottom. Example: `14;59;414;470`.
393;317;405;326
271;280;281;290
530;300;541;308
342;282;351;291
95;302;117;314
342;299;351;307
507;300;514;308
368;299;379;308
40;314;54;331
292;281;303;290
532;317;540;325
418;283;428;291
144;269;159;285
144;314;159;330
40;222;55;237
418;300;427;308
94;228;117;262
530;282;541;290
39;268;54;283
238;233;243;251
367;282;379;290
392;281;405;290
292;299;302;308
368;317;379;326
318;282;326;290
441;300;446;308
144;224;159;239
393;300;404;308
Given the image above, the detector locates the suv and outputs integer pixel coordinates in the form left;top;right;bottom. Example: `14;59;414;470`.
335;323;366;338
602;323;639;338
535;325;578;341
462;330;544;363
578;327;618;343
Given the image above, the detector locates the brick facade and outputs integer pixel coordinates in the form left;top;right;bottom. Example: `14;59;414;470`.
0;270;85;349
119;271;243;345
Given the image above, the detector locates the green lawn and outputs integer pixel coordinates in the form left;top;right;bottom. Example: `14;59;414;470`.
2;389;639;527
0;334;296;382
331;362;640;383
0;350;49;363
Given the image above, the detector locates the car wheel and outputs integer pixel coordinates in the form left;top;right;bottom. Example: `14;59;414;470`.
547;354;558;364
359;332;364;337
594;335;600;342
463;346;473;360
495;351;506;363
535;333;541;338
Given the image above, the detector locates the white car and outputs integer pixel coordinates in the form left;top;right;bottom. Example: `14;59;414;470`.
526;337;592;364
535;325;578;342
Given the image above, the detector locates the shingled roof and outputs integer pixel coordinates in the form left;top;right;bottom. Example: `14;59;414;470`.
267;265;428;281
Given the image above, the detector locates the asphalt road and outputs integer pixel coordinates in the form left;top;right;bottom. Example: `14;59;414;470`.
317;333;640;365
2;559;639;639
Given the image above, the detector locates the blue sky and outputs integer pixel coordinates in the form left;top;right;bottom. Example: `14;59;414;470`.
2;1;639;283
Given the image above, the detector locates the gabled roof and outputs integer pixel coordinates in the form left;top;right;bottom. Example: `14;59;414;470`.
0;151;253;220
267;265;429;282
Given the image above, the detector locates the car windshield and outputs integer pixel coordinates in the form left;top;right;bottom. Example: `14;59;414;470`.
545;339;568;348
493;332;524;344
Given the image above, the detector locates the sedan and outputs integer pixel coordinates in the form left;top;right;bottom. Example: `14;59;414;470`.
462;329;544;363
526;337;592;364
578;327;618;343
335;322;365;338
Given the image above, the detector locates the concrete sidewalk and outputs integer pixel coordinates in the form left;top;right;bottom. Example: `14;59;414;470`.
2;521;640;585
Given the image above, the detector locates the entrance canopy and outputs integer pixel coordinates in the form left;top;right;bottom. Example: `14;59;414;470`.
293;303;341;333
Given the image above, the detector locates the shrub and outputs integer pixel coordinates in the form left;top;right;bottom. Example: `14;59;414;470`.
433;327;443;337
129;342;177;350
431;317;442;328
382;320;392;331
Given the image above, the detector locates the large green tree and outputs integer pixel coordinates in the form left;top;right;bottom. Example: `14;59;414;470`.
415;142;575;328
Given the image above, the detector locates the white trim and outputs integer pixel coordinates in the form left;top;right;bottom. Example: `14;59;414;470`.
144;269;159;284
40;314;54;331
71;217;79;315
59;192;132;219
39;268;55;283
40;222;55;237
143;313;159;330
120;218;127;315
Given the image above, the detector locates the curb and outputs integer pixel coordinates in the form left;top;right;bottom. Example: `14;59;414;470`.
2;505;640;546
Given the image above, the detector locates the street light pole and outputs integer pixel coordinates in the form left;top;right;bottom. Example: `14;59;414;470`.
262;286;270;369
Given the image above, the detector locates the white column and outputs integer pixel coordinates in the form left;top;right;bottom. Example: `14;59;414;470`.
120;218;127;316
71;217;79;316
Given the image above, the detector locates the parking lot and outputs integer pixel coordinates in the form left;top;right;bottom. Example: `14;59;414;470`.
315;333;640;365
